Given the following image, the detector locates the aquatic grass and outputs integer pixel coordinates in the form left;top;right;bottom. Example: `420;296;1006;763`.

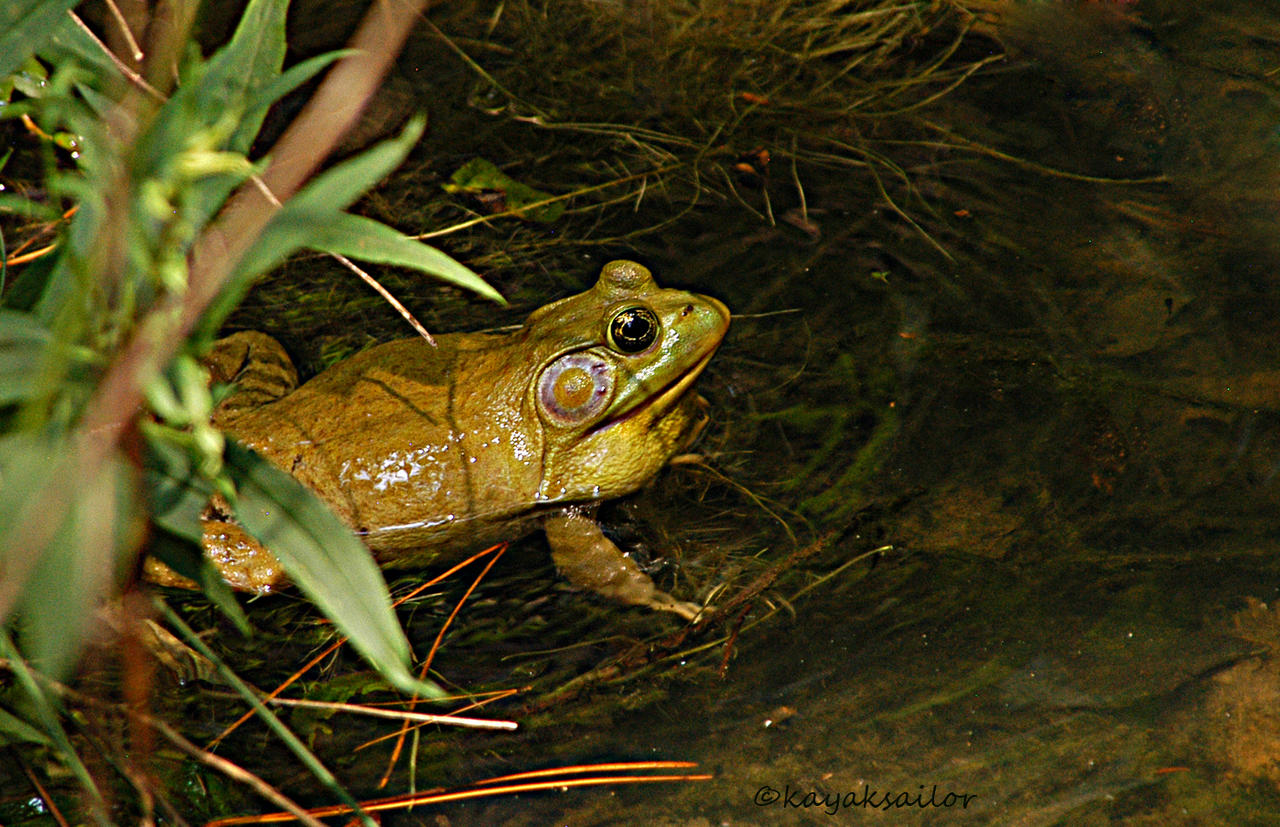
223;0;1007;382
281;0;1001;345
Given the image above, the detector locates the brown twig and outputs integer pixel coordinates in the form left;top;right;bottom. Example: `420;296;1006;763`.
101;0;144;62
1;205;77;264
205;761;711;826
352;687;523;752
378;542;508;787
67;11;161;100
207;543;508;750
332;252;436;344
205;692;517;731
696;527;840;626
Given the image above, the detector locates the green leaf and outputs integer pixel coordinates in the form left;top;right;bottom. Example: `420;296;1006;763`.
445;157;566;223
155;0;288;148
0;703;52;747
202;115;499;337
0;308;99;404
229;116;431;282
0;435;137;690
0;0;79;81
0;323;48;404
15;449;139;680
240;49;358;147
312;212;503;302
0;192;61;221
128;0;288;239
224;441;445;699
37;10;125;90
201;0;289;156
73;79;120;119
0;307;54;345
141;423;250;632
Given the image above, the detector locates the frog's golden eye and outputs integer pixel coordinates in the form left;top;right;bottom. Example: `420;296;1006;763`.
608;306;659;354
538;353;615;424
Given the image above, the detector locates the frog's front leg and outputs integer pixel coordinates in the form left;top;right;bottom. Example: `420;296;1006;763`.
543;507;701;621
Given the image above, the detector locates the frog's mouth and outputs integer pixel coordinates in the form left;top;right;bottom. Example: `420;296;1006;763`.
597;346;720;432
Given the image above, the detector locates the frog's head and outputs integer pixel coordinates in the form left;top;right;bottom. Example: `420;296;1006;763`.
519;260;730;503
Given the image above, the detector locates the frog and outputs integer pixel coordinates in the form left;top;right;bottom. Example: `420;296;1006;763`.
147;260;730;620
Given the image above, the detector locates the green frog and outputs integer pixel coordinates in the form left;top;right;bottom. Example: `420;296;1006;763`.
148;261;730;620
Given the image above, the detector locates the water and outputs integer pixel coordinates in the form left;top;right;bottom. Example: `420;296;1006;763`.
431;4;1280;824
133;1;1280;823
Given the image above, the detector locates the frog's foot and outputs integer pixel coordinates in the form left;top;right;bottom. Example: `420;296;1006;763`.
140;618;218;684
200;519;289;593
544;508;700;621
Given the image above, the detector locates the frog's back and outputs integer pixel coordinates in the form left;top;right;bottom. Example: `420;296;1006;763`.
224;330;543;555
291;331;502;395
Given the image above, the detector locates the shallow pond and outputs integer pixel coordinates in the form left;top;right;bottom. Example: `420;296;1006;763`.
21;1;1280;824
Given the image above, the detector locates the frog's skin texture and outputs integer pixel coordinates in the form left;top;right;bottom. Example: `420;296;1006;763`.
148;261;730;620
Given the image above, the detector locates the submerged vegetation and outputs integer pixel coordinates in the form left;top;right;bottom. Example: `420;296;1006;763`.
0;0;998;821
243;0;997;367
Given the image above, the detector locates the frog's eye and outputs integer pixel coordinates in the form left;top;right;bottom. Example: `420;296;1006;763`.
608;306;660;354
538;353;615;424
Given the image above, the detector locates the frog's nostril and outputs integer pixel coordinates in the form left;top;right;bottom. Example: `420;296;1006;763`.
681;304;693;317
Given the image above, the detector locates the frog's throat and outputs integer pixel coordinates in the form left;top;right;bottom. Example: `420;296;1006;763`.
593;346;718;434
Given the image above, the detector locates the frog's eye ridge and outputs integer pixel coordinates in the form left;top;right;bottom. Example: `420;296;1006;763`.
608;306;659;353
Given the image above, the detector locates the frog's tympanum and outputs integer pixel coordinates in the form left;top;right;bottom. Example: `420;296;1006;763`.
148;261;730;620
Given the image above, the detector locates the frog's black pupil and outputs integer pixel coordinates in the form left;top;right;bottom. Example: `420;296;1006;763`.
610;308;658;353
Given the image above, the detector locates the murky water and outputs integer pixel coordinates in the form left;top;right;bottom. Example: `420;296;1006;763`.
426;4;1280;825
98;1;1280;824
